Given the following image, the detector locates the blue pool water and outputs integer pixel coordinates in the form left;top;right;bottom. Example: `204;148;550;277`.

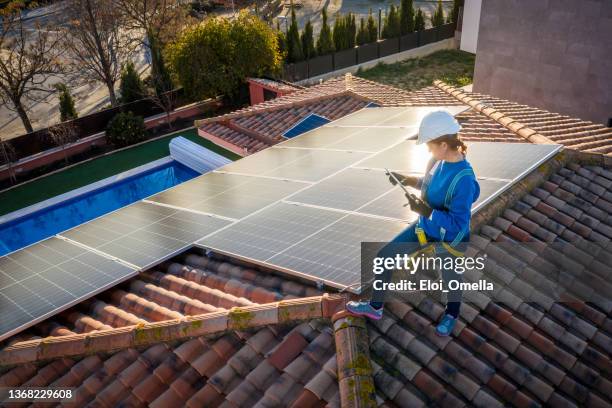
0;161;198;256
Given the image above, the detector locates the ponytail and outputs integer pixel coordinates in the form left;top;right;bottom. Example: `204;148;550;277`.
432;134;467;156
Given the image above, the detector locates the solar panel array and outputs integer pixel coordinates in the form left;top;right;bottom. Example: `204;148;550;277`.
0;105;562;340
197;106;560;287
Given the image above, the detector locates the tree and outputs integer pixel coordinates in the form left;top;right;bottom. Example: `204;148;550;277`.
287;4;303;62
167;11;281;100
146;33;176;130
450;0;464;23
366;9;378;42
316;7;334;55
119;62;145;104
276;21;288;62
382;5;400;39
414;8;426;31
47;122;78;164
400;0;415;35
0;3;64;133
55;84;78;122
356;17;368;46
62;0;131;107
431;0;445;27
116;0;190;89
301;20;316;59
106;111;146;147
332;13;347;51
348;13;357;48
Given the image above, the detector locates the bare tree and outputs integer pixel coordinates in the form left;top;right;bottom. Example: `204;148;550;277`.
62;0;133;107
115;0;190;85
47;122;79;164
0;3;64;133
147;82;177;130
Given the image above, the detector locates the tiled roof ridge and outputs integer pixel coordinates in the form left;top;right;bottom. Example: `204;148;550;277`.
0;294;348;368
247;77;306;91
332;311;377;407
195;89;352;126
433;80;557;145
196;74;415;127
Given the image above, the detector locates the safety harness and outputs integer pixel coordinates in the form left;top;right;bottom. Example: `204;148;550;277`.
416;158;475;258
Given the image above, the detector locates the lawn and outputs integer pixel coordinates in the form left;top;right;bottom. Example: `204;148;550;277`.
356;49;475;91
0;128;240;216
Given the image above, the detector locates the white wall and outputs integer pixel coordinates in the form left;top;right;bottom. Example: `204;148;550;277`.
460;0;482;54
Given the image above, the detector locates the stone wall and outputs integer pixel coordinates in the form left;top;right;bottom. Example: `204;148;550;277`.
473;0;612;125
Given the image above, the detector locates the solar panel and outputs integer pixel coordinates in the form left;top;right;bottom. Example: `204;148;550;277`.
276;126;360;149
221;147;370;182
379;106;468;127
358;177;509;221
283;113;330;138
327;126;417;152
61;201;230;268
0;237;135;340
358;186;422;222
218;146;312;176
149;172;308;220
357;140;431;174
327;106;468;127
358;140;560;182
473;179;512;210
197;202;345;261
267;214;407;288
289;168;396;212
466;143;561;181
278;126;415;152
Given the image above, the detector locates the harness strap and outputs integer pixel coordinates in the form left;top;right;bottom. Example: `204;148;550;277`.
441;242;465;257
444;168;475;209
444;167;475;248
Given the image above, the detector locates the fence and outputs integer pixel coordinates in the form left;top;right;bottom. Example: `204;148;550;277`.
282;23;456;82
2;89;186;162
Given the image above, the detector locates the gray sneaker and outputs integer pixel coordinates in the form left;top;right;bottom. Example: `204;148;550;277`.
346;300;383;320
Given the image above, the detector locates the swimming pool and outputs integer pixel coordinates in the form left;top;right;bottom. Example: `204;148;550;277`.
0;161;198;256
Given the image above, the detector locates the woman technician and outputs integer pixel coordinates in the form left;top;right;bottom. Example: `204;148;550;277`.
347;110;480;337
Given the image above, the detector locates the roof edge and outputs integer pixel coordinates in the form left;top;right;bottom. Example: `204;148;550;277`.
433;80;557;145
0;294;347;368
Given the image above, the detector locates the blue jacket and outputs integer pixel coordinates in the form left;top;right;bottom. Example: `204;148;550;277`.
416;158;480;244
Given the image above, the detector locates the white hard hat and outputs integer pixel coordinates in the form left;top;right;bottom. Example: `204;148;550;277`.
416;110;461;145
